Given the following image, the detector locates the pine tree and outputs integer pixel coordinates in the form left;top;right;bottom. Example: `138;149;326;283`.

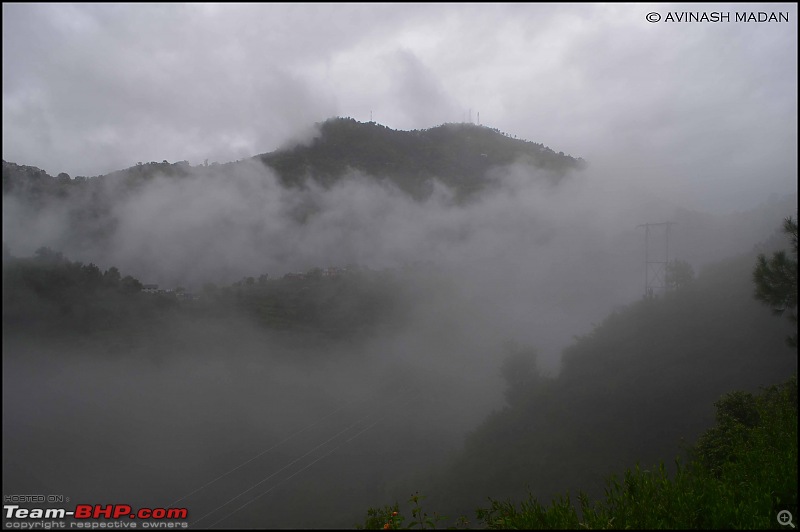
753;217;798;347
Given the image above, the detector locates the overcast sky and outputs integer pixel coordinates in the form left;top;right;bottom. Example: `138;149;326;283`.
2;3;797;213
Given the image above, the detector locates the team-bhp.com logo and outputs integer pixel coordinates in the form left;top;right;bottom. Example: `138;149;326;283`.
4;504;188;527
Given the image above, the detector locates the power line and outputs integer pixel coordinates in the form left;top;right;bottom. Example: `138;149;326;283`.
194;386;421;528
192;419;360;526
169;386;381;507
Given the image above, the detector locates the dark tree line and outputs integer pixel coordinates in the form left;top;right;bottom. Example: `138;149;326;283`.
2;247;435;351
2;246;175;340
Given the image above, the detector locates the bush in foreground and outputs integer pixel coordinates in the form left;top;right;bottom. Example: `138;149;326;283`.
359;376;797;529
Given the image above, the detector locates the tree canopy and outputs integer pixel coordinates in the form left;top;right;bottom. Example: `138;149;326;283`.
753;217;798;347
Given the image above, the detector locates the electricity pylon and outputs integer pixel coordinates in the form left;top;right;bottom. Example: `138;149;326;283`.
636;222;676;298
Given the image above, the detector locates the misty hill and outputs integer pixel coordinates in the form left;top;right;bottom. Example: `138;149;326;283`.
0;154;156;206
425;241;797;518
2;118;588;285
1;247;441;356
258;117;586;199
3;118;585;203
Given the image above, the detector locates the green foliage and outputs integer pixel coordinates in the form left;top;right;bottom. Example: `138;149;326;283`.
690;391;760;476
358;492;464;530
484;376;798;529
362;377;798;529
753;217;798;347
360;502;401;530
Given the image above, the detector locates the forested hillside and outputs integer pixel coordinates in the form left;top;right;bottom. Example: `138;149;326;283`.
375;229;798;522
2;246;447;359
362;376;797;529
259;118;586;199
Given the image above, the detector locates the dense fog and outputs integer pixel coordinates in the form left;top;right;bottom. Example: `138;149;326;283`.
3;149;796;527
4;155;794;368
2;4;797;528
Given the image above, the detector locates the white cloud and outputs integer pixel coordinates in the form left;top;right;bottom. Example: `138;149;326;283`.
2;3;797;211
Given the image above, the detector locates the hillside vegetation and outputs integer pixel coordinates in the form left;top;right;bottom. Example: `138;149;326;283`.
259;118;585;199
2;247;440;357
361;375;797;529
359;221;798;529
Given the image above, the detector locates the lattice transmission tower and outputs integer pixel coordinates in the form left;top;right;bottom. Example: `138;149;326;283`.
636;222;676;298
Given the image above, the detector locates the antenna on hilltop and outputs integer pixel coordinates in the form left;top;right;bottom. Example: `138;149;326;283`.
636;222;676;298
370;110;373;123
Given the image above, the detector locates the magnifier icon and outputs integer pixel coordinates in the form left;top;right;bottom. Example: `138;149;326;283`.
778;510;796;528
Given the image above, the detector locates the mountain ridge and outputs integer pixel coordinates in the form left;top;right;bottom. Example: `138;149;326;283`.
257;117;586;198
3;117;586;201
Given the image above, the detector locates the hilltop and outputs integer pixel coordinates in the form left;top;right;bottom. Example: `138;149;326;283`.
3;118;585;203
258;118;586;199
